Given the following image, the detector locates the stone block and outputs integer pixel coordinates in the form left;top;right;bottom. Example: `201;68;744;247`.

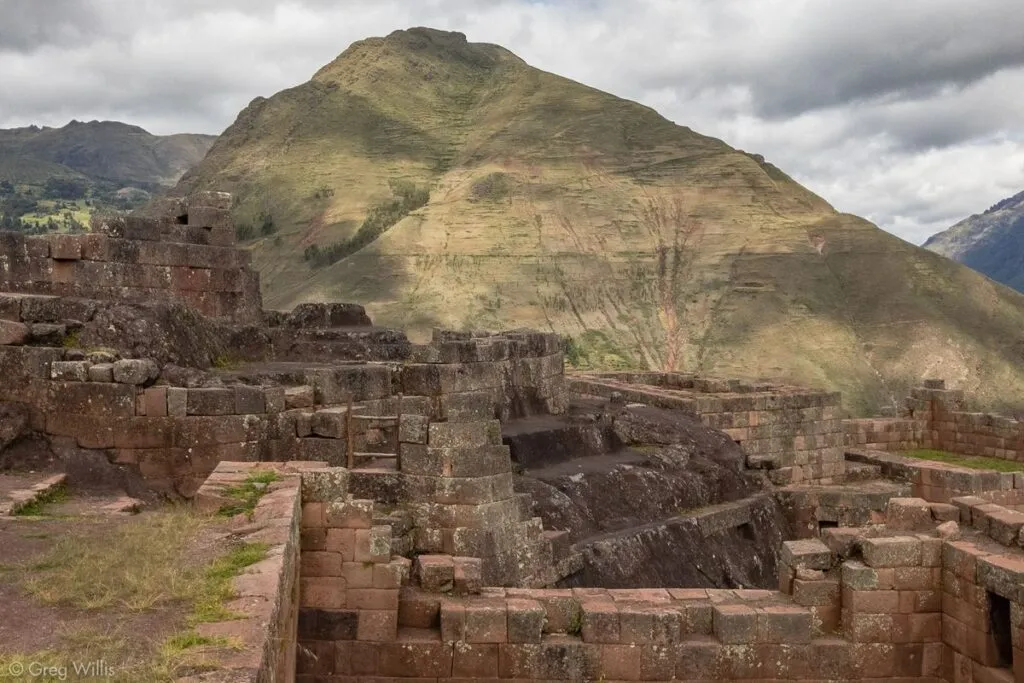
713;603;757;644
230;384;264;414
186;387;234;415
399;414;429;444
312;407;348;438
453;556;482;595
886;497;935;531
167;387;187;416
506;598;544;643
301;468;350;502
325;529;355;560
581;601;620;643
757;604;813;643
465;601;507;643
440;601;466;642
325;499;373;529
792;577;840;607
284;385;315;409
47;234;82;260
51;361;89;382
111;359;158;385
416;554;455;593
861;536;922;568
143;386;167;417
356;610;397;641
781;538;834;570
263;386;285;413
0;320;28;346
428;420;501;448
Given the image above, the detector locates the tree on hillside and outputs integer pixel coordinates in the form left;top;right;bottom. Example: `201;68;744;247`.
43;177;88;200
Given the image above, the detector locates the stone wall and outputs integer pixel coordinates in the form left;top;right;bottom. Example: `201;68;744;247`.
845;379;1024;462
187;461;1024;683
0;192;263;323
568;372;845;485
190;460;307;682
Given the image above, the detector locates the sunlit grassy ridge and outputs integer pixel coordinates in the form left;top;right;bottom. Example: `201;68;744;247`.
173;27;1024;415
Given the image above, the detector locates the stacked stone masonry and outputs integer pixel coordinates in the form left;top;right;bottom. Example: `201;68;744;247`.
568;372;846;485
846;379;1024;462
186;456;1024;682
0;192;263;323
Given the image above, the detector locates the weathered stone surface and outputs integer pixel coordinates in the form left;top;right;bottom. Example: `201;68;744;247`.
0;320;29;345
112;358;159;385
51;360;89;382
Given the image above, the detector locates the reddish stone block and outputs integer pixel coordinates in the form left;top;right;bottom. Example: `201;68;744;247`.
846;612;894;642
862;536;923;568
373;561;406;589
186;387;235;415
142;386;167;417
301;551;341;578
440;601;466;642
506;598;544;643
600;643;641;681
301;576;346;609
301;502;325;528
894;566;937;590
674;636;724;679
398;588;440;629
377;641;454;677
792;577;839;606
451;642;499;677
326;528;356;560
340;561;374;589
325;499;373;529
712;604;757;644
348;588;399;611
417;554;455;593
582;601;620;643
756;604;813;643
619;605;681;644
843;588;901;613
453;556;482;595
465;601;508;643
333;641;378;675
357;610;397;642
300;527;327;552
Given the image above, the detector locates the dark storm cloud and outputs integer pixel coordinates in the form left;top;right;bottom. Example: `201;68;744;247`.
0;0;1021;243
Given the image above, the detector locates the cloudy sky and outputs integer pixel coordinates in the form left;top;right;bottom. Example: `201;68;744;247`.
2;0;1023;244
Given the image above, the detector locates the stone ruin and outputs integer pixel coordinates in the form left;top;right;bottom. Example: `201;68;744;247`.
3;191;1024;681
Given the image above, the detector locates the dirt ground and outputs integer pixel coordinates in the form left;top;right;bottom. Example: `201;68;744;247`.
0;492;238;682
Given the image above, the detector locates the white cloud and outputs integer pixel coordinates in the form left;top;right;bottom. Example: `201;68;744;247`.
1;0;1023;243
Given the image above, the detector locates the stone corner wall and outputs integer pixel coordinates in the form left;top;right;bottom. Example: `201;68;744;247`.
0;190;262;323
189;460;313;682
566;371;845;485
844;378;1024;464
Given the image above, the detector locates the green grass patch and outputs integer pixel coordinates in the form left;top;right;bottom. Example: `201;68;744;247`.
216;469;280;519
901;449;1023;473
23;509;207;609
13;484;69;517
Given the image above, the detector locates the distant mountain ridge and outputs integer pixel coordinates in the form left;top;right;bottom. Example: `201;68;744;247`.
0;120;215;190
924;189;1024;292
170;27;1024;415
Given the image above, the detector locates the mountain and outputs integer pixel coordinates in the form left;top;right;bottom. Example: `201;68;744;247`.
924;190;1024;293
0;121;215;231
171;27;1024;415
0;120;214;189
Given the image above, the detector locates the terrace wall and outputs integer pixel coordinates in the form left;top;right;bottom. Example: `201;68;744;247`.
193;461;1024;682
0;192;263;323
845;379;1024;463
568;372;845;485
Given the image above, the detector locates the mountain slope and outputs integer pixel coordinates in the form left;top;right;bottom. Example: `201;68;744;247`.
172;27;1024;415
0;120;215;189
924;190;1024;292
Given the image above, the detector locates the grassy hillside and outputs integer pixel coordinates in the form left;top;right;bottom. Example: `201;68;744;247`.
172;27;1024;415
0;121;214;232
925;190;1024;293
